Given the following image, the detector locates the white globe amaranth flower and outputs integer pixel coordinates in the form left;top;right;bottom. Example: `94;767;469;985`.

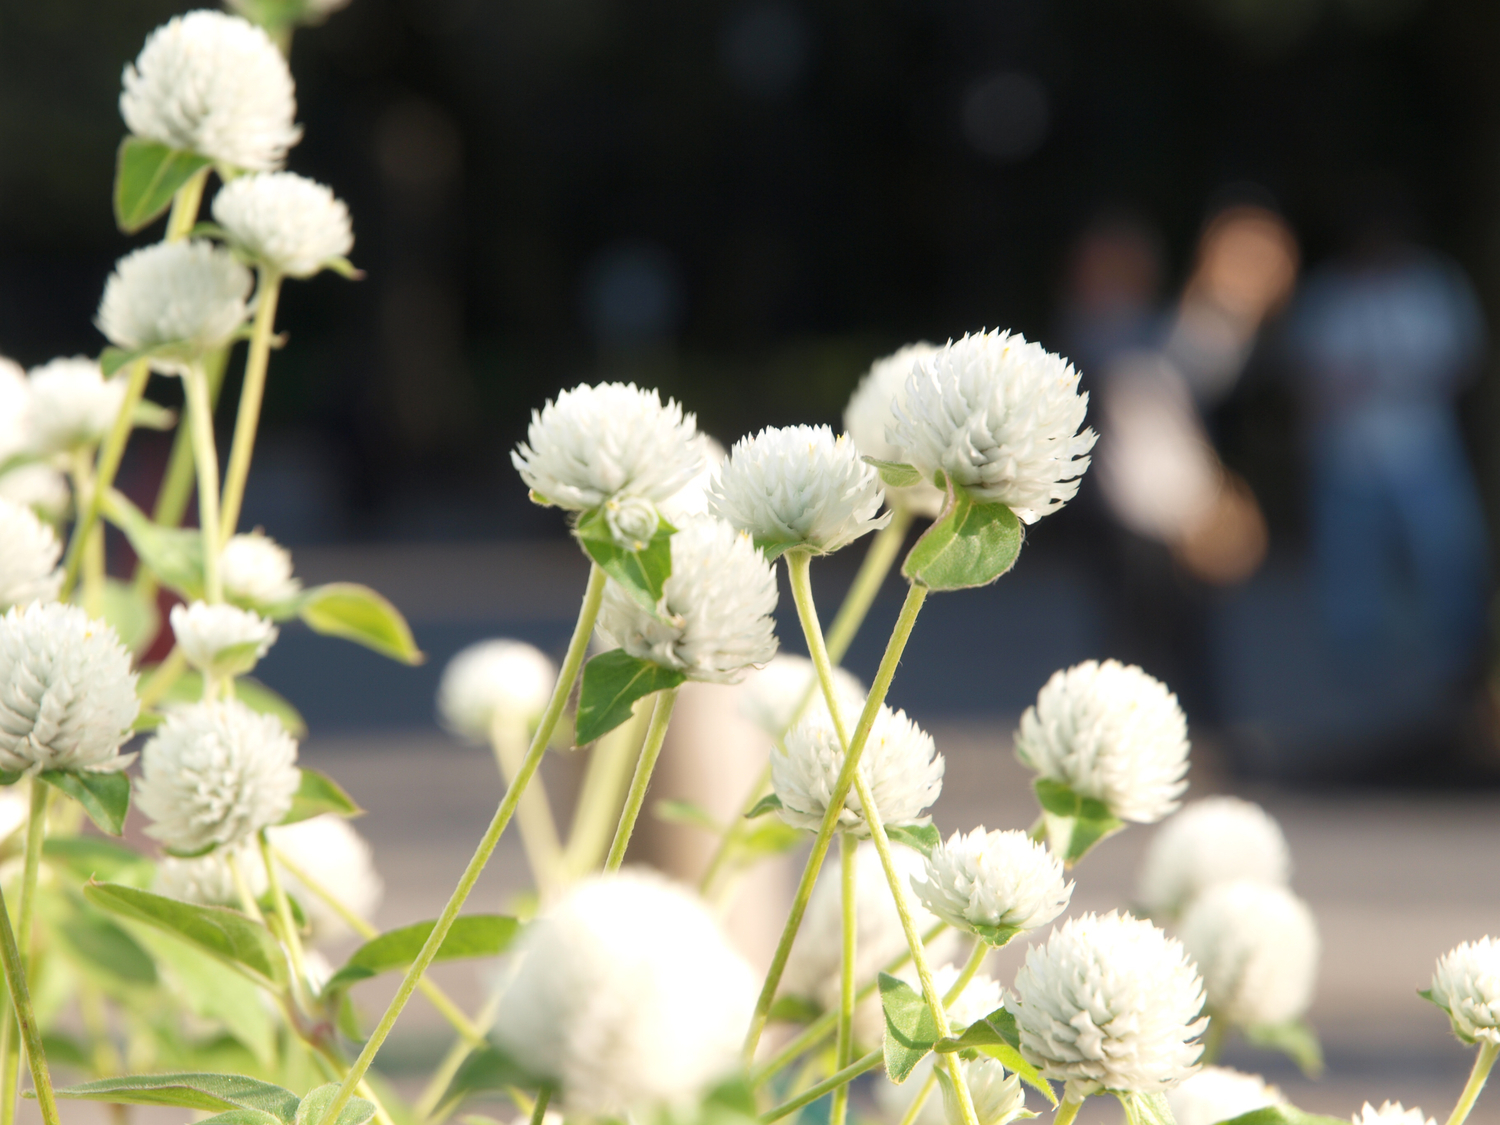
912;826;1072;941
1167;1067;1283;1125
1011;911;1206;1097
888;329;1096;523
739;654;867;739
493;870;756;1114
512;383;706;511
1138;797;1291;919
602;495;662;550
845;342;947;517
0;498;62;610
0;358;27;461
135;699;301;854
267;814;383;943
24;358;128;456
595;517;777;684
153;844;264;906
658;436;726;526
1014;660;1189;824
436;639;557;742
708;424;889;554
1354;1105;1436;1125
1178;880;1319;1029
96;240;253;370
120;10;301;172
222;531;302;606
170;601;278;679
0;465;71;525
1428;936;1500;1045
211;172;354;278
938;1058;1026;1125
773;704;943;837
0;603;139;774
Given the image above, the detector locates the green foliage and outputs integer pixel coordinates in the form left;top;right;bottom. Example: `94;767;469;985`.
654;799;724;834
575;650;685;744
901;478;1022;591
739;817;803;857
100;578;161;656
137;671;308;738
105;489;206;598
745;793;784;819
44;838;154;888
438;1043;542;1113
280;768;363;824
293;1084;378;1125
55;910;158;986
323;915;520;994
878;972;938;1083
297;583;423;665
862;457;924;488
113;137;211;234
933;1007;1053;1103
1218;1106;1351;1125
134;929;278;1065
48;1072;301;1119
1244;1019;1324;1077
575;506;676;614
885;823;941;858
39;770;131;836
1032;779;1125;866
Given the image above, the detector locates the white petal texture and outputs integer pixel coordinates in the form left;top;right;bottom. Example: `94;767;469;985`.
1137;797;1290;919
912;827;1072;939
708;424;889;554
24;358;128;455
221;531;301;606
772;705;943;836
436;639;557;741
0;465;72;526
492;870;756;1114
1014;660;1189;824
0;603;139;774
738;653;866;739
153;844;264;906
136;699;300;853
939;1058;1026;1125
0;358;28;461
120;10;301;172
1178;880;1319;1028
212;172;354;278
1011;911;1206;1097
595;517;777;684
1354;1105;1436;1125
170;601;278;678
844;342;947;517
512;382;705;511
1167;1067;1283;1125
887;329;1096;523
1428;937;1500;1045
267;814;383;943
96;240;253;368
0;498;62;610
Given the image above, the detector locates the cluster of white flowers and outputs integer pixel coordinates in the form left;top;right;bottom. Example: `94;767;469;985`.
1166;1066;1283;1125
96;240;253;369
1429;937;1500;1045
170;601;278;679
0;498;62;611
1138;796;1291;918
844;342;947;517
212;171;354;278
437;639;557;742
739;653;867;739
911;826;1072;940
222;531;302;606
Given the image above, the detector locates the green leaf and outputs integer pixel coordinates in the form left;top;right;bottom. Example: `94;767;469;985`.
39;1032;91;1071
323;915;520;995
933;1007;1054;1104
439;1044;541;1111
885;822;941;858
1031;779;1124;866
113;136;212;234
298;583;424;665
40;770;131;836
1120;1091;1177;1125
967;921;1024;947
280;768;363;824
99;577;161;656
134;929;276;1065
740;818;804;857
324;256;365;280
879;971;938;1083
575;649;685;745
0;769;21;788
575;507;676;614
99;347;151;378
56;911;158;985
50;1072;299;1121
901;482;1022;591
768;994;822;1024
104;488;205;599
1218;1107;1351;1125
1244;1019;1324;1078
294;1084;376;1125
862;457;923;489
132;398;177;430
654;799;723;833
746;793;784;818
192;1112;285;1125
140;670;307;738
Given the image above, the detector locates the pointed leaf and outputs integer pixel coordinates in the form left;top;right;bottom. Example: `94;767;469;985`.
43;838;155;888
885;822;941;858
740;818;804;856
575;649;685;744
298;583;423;665
279;768;362;824
323;915;520;995
100;347;151;379
104;488;205;598
295;1085;376;1125
746;793;784;819
863;457;923;489
934;1007;1055;1104
1032;779;1124;866
192;1112;284;1125
967;921;1024;947
1244;1019;1324;1077
901;482;1022;591
50;1072;299;1121
113;137;212;234
879;971;938;1083
575;507;676;614
56;911;158;985
40;770;131;836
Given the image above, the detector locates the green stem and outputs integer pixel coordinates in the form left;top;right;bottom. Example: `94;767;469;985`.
315;564;609;1125
0;880;57;1125
1;785;49;1124
897;1069;940;1125
1053;1096;1084;1125
945;940;988;1005
603;687;680;871
138;646;188;710
165;168;209;242
224;848;264;924
786;549;851;746
218;270;282;546
528;1084;553;1125
565;703;652;878
411;993;501;1121
257;830;311;1010
1446;1041;1499;1125
760;1049;882;1123
181;362;223;602
825;508;911;662
490;715;565;898
830;832;857;1125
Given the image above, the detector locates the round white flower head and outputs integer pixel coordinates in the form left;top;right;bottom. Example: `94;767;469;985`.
912;826;1072;941
1428;937;1500;1045
267;814;383;943
24;358;127;455
153;844;264;906
595;517;777;684
120;10;301;172
1354;1105;1436;1125
436;639;557;742
1167;1067;1283;1125
512;383;705;511
211;172;354;278
1011;910;1206;1097
0;603;139;774
96;241;253;370
887;329;1096;523
773;705;943;836
136;699;300;853
1014;660;1189;824
222;531;301;607
493;870;756;1114
708;424;889;555
0;498;62;610
170;601;278;679
1178;880;1319;1029
0;359;27;461
939;1058;1026;1125
0;465;71;525
739;654;867;739
845;342;947;517
1138;797;1291;919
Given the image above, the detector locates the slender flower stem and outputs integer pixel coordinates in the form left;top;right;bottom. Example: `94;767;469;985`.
257;829;311;1010
225;848;265;924
181;362;223;602
0;1021;13;1125
760;1049;883;1123
830;832;857;1125
603;687;681;871
528;1085;553;1125
1446;1042;1499;1125
564;702;652;878
825;508;912;662
0;880;57;1125
489;715;565;898
897;1070;940;1125
219;269;282;545
165;168;209;242
1053;1096;1084;1125
138;646;188;710
316;564;609;1125
0;784;49;1124
411;992;502;1121
945;940;988;1005
786;550;851;746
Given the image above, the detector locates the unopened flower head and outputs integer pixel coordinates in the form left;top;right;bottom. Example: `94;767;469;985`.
739;653;867;739
436;639;557;742
939;1058;1026;1125
1015;660;1189;824
708;424;889;554
1138;797;1291;919
845;342;947;517
493;870;756;1113
24;358;127;455
1429;937;1500;1045
1167;1067;1283;1125
887;330;1096;523
212;172;354;278
1179;880;1319;1028
136;699;300;853
120;10;301;171
603;495;661;550
0;499;62;610
1354;1105;1435;1125
1011;911;1206;1096
912;826;1072;940
170;601;277;679
267;814;383;943
96;240;252;370
222;531;301;607
595;517;777;684
512;383;705;511
773;704;943;837
0;603;138;774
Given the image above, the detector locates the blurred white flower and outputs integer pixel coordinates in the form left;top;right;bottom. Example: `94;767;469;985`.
25;358;127;455
222;531;302;607
912;827;1071;940
0;603;138;774
1167;1067;1283;1125
0;465;72;526
0;359;27;461
1014;660;1189;824
96;241;253;370
658;437;726;526
120;10;301;171
512;383;705;511
1179;880;1318;1029
436;639;557;742
493;870;756;1114
170;601;277;679
739;653;867;739
1137;797;1290;919
844;342;946;517
938;1058;1026;1125
708;424;888;554
153;844;264;906
0;498;62;610
268;814;383;943
888;329;1096;523
212;172;354;278
1354;1105;1435;1125
1428;937;1500;1045
1011;911;1206;1097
